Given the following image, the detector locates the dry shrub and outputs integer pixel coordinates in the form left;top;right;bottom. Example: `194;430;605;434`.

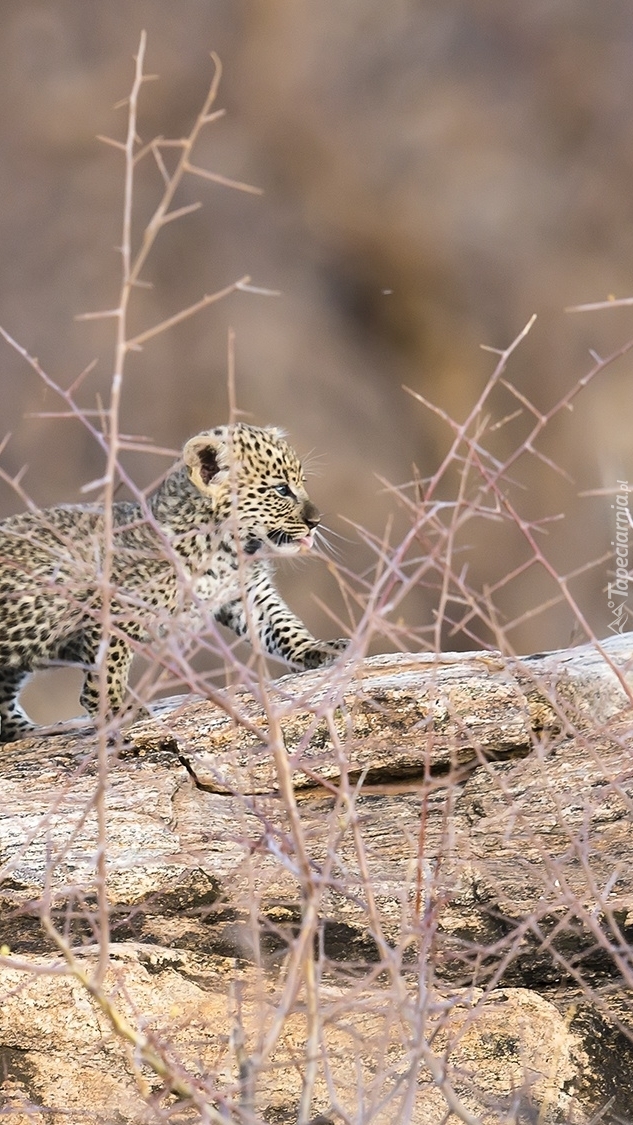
1;33;632;1125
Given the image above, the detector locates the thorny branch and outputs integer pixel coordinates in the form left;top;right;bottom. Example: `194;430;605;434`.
2;27;633;1125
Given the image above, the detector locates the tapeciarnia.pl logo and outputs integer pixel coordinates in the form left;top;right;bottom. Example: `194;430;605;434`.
607;480;631;635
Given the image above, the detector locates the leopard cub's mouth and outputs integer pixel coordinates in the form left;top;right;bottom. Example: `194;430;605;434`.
267;528;315;553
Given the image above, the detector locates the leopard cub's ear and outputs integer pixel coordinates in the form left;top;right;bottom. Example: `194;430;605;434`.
264;425;286;441
183;430;231;495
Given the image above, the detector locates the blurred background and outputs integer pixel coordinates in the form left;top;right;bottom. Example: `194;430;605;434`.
1;1;632;719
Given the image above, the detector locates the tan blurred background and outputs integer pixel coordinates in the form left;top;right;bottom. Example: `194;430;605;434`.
1;1;632;718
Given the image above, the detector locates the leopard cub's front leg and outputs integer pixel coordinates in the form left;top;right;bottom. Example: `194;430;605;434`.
73;627;148;723
215;570;348;671
286;636;350;669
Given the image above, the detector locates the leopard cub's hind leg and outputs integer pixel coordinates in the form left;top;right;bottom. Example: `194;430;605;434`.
0;667;35;744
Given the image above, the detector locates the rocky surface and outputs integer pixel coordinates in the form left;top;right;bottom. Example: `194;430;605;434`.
1;635;633;1122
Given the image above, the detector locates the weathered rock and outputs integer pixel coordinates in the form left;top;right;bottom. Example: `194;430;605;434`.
1;635;633;1122
0;945;620;1125
131;632;633;792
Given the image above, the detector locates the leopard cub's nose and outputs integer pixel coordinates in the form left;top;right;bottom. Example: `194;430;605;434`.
302;501;321;529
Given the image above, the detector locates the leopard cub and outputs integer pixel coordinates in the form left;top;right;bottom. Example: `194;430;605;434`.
0;423;347;742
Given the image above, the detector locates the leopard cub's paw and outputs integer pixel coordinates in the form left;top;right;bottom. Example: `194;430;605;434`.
301;638;350;669
324;638;350;655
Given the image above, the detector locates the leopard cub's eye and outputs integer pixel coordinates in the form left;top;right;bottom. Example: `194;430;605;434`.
274;483;295;499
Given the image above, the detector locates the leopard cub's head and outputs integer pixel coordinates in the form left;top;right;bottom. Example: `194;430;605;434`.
183;423;321;556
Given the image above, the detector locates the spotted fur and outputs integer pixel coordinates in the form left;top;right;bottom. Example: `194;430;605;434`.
0;423;347;742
